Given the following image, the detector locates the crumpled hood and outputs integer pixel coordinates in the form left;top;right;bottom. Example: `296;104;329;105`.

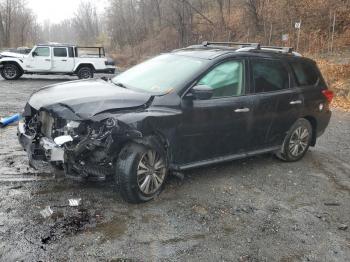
0;51;26;59
28;79;153;119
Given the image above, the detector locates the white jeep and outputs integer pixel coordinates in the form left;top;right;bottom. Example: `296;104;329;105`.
0;43;116;80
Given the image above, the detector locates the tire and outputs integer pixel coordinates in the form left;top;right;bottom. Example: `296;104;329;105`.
77;66;94;79
0;63;22;80
276;118;313;162
115;142;168;203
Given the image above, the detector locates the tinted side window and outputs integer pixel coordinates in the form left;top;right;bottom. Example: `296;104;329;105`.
198;60;244;98
252;59;289;93
290;61;319;86
34;47;50;57
68;47;74;57
53;48;67;57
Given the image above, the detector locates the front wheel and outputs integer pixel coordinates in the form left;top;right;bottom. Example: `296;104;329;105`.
1;64;22;80
276;118;313;162
115;143;168;203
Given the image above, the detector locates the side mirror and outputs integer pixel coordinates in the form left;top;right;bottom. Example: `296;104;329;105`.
190;85;213;100
32;51;38;57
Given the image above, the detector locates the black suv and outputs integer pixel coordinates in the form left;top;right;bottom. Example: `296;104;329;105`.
18;42;333;203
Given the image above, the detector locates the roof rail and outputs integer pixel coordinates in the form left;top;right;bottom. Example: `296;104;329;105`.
179;41;300;56
260;46;294;54
202;41;260;49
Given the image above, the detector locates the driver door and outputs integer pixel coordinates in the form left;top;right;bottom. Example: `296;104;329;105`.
175;59;254;165
26;46;52;71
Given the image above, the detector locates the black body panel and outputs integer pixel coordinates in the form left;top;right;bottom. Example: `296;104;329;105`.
18;48;332;176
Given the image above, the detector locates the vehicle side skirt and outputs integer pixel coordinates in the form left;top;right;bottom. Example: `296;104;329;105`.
171;146;280;171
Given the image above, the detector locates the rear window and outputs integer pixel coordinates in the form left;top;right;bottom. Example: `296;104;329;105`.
53;48;67;57
252;59;289;93
290;61;319;86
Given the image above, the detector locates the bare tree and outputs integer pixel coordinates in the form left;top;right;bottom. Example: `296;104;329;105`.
73;1;99;45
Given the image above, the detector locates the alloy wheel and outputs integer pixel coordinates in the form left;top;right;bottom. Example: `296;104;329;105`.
289;126;309;157
80;69;92;79
137;150;166;195
3;65;17;79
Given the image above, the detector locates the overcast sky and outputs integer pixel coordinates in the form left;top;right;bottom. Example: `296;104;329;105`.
28;0;107;24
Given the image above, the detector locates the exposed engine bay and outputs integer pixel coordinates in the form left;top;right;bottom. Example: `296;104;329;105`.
18;107;143;180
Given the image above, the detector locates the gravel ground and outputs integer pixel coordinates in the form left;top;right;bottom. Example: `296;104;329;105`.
0;75;349;262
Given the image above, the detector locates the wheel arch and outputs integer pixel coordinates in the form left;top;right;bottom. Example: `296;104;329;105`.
130;132;171;167
302;116;317;146
74;63;96;73
0;60;24;74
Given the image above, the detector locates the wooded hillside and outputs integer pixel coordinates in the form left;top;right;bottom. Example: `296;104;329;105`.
1;0;349;59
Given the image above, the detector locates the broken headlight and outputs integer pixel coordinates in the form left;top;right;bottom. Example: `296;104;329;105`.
66;121;80;130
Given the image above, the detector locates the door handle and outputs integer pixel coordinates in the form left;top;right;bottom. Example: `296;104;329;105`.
61;59;67;62
290;100;302;105
45;59;51;61
234;108;250;113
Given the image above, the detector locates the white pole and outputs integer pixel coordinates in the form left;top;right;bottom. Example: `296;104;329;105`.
296;19;302;51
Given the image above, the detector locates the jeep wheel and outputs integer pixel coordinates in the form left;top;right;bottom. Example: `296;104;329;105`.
276;118;312;162
77;66;94;79
1;64;22;80
115;143;167;203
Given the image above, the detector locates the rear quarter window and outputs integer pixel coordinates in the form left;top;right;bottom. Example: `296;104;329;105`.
290;61;319;86
251;59;289;93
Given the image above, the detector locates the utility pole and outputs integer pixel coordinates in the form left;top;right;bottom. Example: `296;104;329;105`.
330;12;336;53
269;23;273;46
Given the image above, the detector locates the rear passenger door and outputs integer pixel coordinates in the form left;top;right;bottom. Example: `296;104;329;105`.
52;47;75;72
289;59;325;115
248;58;302;150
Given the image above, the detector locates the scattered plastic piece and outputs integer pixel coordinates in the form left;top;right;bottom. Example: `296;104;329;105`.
40;206;53;218
69;198;82;207
338;224;348;230
54;135;73;146
0;113;21;128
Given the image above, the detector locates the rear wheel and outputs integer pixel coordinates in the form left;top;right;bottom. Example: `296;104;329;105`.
115;142;167;203
77;66;94;79
1;64;22;80
276;118;312;162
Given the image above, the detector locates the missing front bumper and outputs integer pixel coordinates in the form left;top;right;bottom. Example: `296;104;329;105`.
17;122;65;162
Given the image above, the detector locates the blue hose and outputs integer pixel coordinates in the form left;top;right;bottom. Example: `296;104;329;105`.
0;113;21;128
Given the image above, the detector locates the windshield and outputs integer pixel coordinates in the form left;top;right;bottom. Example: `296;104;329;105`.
112;54;207;94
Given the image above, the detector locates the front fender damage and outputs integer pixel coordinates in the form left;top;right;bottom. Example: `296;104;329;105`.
19;106;145;180
62;118;143;180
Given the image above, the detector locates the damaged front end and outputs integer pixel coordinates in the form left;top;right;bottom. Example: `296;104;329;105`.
18;105;142;180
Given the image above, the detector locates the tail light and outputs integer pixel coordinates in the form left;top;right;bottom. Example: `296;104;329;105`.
322;90;334;103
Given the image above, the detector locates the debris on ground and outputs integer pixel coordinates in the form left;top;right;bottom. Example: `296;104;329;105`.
338;224;348;230
324;202;341;206
69;198;82;207
0;113;21;128
40;206;53;218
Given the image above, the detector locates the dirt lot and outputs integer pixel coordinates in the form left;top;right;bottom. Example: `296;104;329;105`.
0;75;349;262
